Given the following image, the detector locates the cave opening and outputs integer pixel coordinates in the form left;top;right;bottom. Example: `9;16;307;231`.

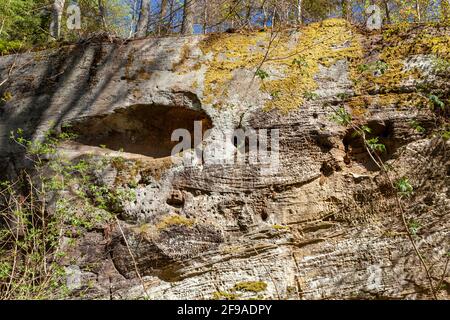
65;104;212;158
342;120;397;171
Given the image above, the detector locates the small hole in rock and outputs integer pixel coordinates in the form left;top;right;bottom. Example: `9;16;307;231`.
320;162;334;177
261;211;269;221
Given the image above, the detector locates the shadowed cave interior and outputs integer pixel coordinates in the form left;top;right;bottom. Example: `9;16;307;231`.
65;104;212;158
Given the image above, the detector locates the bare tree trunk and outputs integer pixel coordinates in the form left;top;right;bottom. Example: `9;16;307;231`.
342;0;350;21
181;0;194;35
0;19;5;37
202;0;208;34
244;4;252;28
159;0;168;35
442;0;450;21
98;0;108;31
415;0;421;22
296;0;302;25
129;0;138;38
136;0;150;37
49;0;65;39
284;2;291;25
382;0;391;24
262;1;268;28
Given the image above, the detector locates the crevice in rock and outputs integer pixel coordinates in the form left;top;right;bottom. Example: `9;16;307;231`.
64;104;212;158
342;120;401;171
320;162;335;177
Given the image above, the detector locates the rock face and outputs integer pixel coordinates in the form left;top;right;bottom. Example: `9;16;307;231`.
0;20;449;299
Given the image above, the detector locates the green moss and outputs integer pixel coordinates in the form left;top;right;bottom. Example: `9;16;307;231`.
156;214;195;231
1;91;12;103
273;224;289;230
0;40;24;55
441;128;450;140
212;291;241;300
233;281;267;293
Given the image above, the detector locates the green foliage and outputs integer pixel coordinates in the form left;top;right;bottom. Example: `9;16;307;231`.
270;90;281;99
0;0;49;54
0;39;24;55
0;262;12;281
330;107;352;126
0;178;70;299
10;128;78;163
361;125;372;134
408;219;422;235
1;127;136;298
0;0;132;53
357;64;370;73
442;129;450;140
292;57;309;75
352;125;372;137
396;177;414;198
358;61;389;75
255;69;269;80
375;61;389;75
337;92;351;100
366;137;386;153
429;94;445;110
410;120;426;133
292;57;309;68
433;57;450;73
304;91;319;101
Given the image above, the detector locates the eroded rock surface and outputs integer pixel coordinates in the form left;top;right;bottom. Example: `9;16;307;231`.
0;20;448;299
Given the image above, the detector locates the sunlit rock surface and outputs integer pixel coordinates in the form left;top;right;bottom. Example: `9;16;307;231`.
0;20;448;299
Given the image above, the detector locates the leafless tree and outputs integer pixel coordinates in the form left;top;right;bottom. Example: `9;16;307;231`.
136;0;150;37
98;0;108;30
49;0;65;39
181;0;195;35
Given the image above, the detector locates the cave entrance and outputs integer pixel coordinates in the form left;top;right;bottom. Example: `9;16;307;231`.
66;104;212;158
342;120;396;171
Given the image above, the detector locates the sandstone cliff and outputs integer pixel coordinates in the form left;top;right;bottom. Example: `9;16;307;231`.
0;19;448;299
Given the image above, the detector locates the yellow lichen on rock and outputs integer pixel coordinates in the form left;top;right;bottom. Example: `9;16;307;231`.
346;93;430;116
200;19;363;112
263;19;363;112
233;281;267;293
156;214;195;231
199;20;446;113
355;24;450;94
200;32;267;105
